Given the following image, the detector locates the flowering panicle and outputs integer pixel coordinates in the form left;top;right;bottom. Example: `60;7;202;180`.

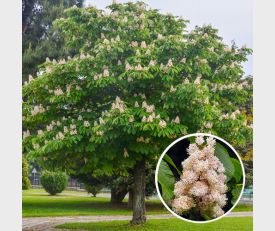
23;130;31;139
31;104;45;116
172;136;227;218
111;96;125;113
54;88;64;96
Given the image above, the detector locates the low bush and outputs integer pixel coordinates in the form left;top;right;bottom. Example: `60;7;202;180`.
40;171;68;195
84;183;103;197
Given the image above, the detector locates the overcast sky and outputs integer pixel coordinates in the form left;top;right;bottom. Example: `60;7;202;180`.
84;0;252;76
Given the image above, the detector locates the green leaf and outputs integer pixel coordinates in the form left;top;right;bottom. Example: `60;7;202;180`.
158;160;175;201
231;157;243;183
231;184;243;204
163;154;182;175
215;143;235;181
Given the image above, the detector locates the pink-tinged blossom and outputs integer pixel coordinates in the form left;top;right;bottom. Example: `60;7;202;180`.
84;121;90;128
181;170;198;184
99;117;105;125
174;116;180;124
187;143;199;155
31;104;45;116
111;96;125;113
180;58;186;63
184;78;189;84
195;136;204;145
194;74;202;85
131;41;138;47
172;196;194;214
146;105;155;113
206;136;216;147
134;101;139;108
125;62;132;71
149;60;156;66
54;88;64;96
23;130;31;139
159;120;167;128
103;69;110;77
189;181;209;197
28;74;34;82
46;124;53;132
135;64;143;71
172;136;227;218
170;86;176;93
140;41;147;48
167;59;173;67
205;122;213;129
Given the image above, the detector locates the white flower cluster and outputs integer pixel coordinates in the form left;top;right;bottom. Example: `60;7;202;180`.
172;136;227;218
211;81;249;92
194;74;202;85
125;62;149;72
83;121;90;127
23;130;30;139
96;130;104;136
31;104;45;116
136;136;150;143
94;67;110;80
204;122;213;129
141;101;155;113
219;109;241;121
70;124;77;135
54;88;64;96
171;116;180;124
130;41;147;48
56;132;65;140
111;96;125;113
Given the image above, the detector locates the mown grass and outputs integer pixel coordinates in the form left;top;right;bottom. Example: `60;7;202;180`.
57;217;253;231
23;189;252;217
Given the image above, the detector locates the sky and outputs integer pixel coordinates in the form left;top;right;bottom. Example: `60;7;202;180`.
84;0;253;76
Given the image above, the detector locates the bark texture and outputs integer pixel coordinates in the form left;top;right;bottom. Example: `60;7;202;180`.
131;159;146;225
128;190;133;208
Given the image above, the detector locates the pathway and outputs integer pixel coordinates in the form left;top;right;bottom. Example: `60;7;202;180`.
23;212;253;231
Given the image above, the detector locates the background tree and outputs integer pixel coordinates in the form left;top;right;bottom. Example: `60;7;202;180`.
23;2;252;224
22;156;31;190
22;0;84;82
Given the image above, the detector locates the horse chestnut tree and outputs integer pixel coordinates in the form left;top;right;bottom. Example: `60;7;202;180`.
23;2;252;224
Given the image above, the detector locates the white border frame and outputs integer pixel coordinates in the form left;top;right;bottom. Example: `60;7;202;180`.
155;133;246;224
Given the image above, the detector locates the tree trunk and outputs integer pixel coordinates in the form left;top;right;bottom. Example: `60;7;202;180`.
131;159;146;225
128;190;133;208
110;188;127;204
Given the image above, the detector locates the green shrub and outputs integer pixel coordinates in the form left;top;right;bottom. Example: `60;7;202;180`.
22;157;30;190
84;183;103;197
40;171;68;195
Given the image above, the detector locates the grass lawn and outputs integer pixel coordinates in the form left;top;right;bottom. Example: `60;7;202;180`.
57;217;253;231
23;189;252;217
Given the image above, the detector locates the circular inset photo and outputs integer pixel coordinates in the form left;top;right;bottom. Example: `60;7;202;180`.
155;133;245;223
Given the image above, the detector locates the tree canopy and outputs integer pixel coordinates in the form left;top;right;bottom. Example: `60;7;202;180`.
22;0;84;82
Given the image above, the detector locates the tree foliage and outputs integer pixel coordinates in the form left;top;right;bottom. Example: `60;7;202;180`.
23;2;252;170
22;156;31;190
22;0;84;82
